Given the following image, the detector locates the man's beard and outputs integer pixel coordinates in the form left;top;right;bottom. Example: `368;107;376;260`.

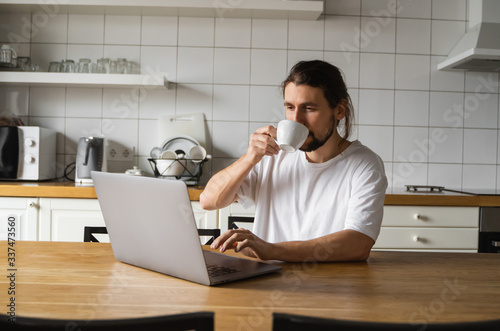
299;118;336;152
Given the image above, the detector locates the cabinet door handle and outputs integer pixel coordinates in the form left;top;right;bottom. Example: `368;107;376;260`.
492;241;500;247
29;201;38;209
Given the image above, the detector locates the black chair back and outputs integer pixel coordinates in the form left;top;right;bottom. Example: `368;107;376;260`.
83;226;108;242
1;312;214;331
84;226;220;245
272;313;500;331
227;216;254;230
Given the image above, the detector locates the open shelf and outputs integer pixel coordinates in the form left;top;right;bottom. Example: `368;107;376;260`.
0;72;169;89
0;0;324;20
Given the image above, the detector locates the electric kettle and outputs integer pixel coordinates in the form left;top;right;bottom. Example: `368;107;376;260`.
75;136;106;184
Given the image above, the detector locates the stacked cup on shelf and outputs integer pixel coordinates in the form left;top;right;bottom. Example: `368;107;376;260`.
48;58;135;74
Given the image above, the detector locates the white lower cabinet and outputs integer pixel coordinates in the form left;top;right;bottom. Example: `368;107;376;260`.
373;206;479;252
0;195;480;252
219;204;479;253
39;198;106;242
191;201;219;244
219;202;255;232
374;228;478;251
191;201;218;229
38;198;218;243
0;197;39;241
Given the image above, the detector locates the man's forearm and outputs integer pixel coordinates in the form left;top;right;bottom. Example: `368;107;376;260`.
200;155;255;210
269;230;374;262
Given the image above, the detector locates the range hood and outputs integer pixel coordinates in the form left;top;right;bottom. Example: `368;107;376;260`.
437;0;500;72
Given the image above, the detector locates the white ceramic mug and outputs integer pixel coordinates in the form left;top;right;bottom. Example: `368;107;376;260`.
276;120;309;153
189;145;207;163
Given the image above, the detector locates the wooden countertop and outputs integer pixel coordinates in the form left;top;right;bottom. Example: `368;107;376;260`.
384;189;500;207
2;241;499;331
2;181;500;206
0;181;203;201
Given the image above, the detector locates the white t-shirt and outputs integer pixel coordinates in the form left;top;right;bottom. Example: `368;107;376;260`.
237;140;387;243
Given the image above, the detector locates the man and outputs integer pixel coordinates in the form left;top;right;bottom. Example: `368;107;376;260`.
200;60;387;262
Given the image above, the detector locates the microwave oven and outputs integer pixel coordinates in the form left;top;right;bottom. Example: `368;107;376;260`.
0;126;57;181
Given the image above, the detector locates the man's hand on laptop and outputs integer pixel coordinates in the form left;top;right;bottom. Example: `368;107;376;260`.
210;229;274;261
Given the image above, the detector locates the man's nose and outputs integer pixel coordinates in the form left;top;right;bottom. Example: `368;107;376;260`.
289;110;305;125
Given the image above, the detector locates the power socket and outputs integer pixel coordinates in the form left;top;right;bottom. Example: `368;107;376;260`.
108;145;133;162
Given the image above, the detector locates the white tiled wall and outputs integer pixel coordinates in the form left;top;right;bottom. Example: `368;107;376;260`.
1;0;500;192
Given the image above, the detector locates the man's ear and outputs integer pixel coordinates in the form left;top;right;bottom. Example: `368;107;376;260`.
334;99;348;120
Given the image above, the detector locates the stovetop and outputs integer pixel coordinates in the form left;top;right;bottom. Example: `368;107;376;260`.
405;185;500;196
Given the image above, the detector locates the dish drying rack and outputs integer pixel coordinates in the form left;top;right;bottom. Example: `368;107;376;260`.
148;157;210;186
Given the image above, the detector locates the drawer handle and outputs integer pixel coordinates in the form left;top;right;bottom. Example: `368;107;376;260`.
413;235;421;242
414;213;422;221
493;241;500;247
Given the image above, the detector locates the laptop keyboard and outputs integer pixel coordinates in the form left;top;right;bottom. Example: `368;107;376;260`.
207;264;239;277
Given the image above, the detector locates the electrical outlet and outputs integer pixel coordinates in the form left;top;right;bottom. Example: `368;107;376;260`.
108;145;133;162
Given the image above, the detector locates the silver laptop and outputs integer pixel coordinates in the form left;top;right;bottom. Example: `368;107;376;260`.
91;172;281;286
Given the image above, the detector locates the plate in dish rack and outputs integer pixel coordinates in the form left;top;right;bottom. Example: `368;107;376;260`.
160;135;200;158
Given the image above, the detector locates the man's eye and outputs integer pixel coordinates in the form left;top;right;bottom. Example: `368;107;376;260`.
306;107;315;111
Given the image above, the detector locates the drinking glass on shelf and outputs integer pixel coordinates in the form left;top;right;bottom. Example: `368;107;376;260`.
126;61;136;74
28;64;41;72
17;57;31;71
96;58;110;74
109;60;118;74
116;58;127;74
48;61;61;72
77;58;92;73
61;59;75;73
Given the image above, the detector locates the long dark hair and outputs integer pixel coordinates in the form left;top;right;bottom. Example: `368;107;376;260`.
281;60;354;147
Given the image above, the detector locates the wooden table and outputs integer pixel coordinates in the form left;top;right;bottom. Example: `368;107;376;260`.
1;241;499;330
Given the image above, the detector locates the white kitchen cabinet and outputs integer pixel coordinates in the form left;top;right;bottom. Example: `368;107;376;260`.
373;206;479;253
0;197;39;241
38;198;218;243
219;202;255;232
192;201;219;244
219;203;480;252
39;198;106;242
1;193;481;252
192;201;219;229
0;0;323;20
